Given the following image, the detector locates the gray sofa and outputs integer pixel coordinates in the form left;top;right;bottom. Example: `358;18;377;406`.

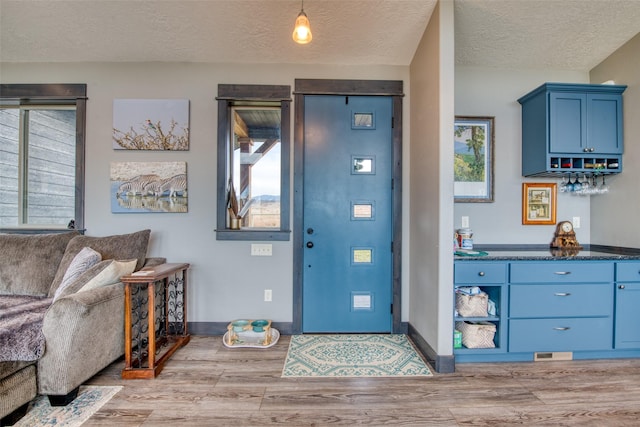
0;229;163;425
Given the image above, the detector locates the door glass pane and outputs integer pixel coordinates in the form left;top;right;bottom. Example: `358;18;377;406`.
352;156;375;174
352;248;373;264
352;202;374;220
352;112;375;129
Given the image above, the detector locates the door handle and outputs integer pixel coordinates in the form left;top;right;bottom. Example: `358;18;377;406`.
307;228;314;235
306;241;314;248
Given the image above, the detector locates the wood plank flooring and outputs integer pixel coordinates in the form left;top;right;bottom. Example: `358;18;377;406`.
83;335;640;426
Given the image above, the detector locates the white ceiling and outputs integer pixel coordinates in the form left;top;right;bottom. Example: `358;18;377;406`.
1;0;639;71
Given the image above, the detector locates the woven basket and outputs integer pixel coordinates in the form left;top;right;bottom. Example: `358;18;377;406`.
455;292;488;317
455;321;496;349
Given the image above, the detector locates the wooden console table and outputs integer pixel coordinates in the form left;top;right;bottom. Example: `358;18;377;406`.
121;263;190;379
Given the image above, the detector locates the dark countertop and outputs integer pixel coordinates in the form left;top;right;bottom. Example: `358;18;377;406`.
454;245;640;261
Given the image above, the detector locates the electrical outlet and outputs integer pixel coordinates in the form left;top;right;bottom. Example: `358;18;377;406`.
461;216;470;228
264;289;272;302
251;243;273;256
573;216;581;229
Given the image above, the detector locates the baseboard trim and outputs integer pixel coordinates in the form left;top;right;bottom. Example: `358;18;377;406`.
407;323;455;373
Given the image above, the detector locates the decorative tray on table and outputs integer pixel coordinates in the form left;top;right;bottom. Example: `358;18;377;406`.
222;319;280;349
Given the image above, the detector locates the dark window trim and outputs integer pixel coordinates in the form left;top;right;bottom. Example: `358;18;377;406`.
0;83;87;234
215;84;291;241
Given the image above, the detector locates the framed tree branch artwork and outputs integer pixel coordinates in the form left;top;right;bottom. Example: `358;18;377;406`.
454;116;494;202
522;182;557;225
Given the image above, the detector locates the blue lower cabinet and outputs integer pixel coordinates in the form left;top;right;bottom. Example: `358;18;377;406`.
615;262;640;349
614;283;640;348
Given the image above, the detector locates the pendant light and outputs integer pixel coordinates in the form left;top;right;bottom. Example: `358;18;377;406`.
292;0;312;44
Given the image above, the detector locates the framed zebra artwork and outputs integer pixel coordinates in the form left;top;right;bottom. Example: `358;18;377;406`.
113;99;190;150
110;162;188;213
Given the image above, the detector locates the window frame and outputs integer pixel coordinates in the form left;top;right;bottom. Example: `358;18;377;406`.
215;84;291;241
0;83;87;233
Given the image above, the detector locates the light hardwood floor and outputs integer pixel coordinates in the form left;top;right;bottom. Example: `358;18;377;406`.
83;335;640;426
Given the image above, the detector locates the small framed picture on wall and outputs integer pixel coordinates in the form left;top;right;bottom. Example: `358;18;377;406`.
522;182;556;225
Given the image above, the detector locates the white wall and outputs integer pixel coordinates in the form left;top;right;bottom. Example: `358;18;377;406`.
454;67;592;245
0;62;411;325
590;33;640;247
409;0;455;356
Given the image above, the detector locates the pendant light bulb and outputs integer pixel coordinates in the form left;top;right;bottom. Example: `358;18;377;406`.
292;1;312;44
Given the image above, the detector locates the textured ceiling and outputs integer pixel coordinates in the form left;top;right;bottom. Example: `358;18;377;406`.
455;0;640;70
0;0;436;66
1;0;639;70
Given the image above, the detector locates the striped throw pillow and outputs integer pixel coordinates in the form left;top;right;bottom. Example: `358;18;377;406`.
53;246;101;302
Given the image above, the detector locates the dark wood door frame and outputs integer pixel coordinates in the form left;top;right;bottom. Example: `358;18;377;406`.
292;79;404;334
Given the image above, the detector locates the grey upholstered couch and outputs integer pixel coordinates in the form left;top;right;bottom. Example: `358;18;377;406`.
0;229;163;425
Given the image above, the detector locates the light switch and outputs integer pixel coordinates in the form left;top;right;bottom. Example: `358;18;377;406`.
461;216;470;228
251;244;273;256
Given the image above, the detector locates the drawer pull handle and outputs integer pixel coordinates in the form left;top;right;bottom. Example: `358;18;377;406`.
478;272;485;277
554;271;571;275
554;292;571;296
553;327;570;331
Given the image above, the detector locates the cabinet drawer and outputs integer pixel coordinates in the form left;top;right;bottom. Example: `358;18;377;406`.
455;263;506;284
509;318;613;352
510;262;613;283
510;283;612;318
616;262;640;282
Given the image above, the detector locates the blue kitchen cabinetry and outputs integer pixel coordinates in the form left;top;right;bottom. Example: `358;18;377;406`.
454;262;507;357
518;83;626;177
615;262;640;349
453;259;640;363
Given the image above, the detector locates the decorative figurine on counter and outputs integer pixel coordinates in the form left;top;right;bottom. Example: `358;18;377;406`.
550;220;583;255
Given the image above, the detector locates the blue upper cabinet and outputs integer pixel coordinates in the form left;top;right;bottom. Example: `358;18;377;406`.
518;83;626;177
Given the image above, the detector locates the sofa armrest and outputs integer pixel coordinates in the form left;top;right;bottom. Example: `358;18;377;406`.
37;282;125;396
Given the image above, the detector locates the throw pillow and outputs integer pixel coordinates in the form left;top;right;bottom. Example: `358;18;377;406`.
79;259;137;292
53;246;101;302
49;229;151;298
51;260;113;300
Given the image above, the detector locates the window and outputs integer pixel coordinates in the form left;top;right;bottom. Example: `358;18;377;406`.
216;85;291;241
0;84;87;232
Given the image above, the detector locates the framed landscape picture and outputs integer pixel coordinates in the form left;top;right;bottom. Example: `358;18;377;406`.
112;99;190;150
522;182;557;225
454;116;494;202
110;161;188;213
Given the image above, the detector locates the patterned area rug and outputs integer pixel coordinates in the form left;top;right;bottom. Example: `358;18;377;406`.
282;334;433;377
15;385;121;427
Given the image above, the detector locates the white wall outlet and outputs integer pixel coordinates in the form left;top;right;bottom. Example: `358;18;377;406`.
573;216;581;229
251;243;273;256
264;289;272;302
461;216;470;228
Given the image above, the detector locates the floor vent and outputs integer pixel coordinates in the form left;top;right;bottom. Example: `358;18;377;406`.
534;351;573;361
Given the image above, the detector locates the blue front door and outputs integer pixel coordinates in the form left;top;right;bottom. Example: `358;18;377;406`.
302;95;393;332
